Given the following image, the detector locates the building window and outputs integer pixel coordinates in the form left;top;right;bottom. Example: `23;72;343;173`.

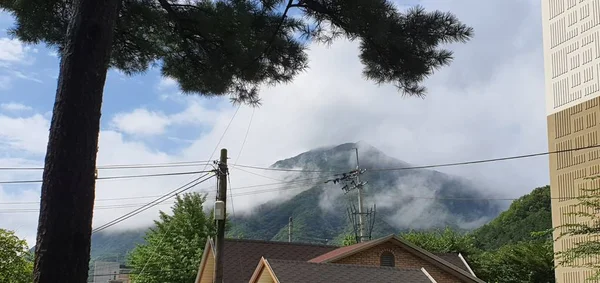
380;251;395;267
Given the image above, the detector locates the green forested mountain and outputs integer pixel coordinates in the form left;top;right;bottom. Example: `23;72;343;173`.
227;142;503;244
471;185;551;250
469;186;554;282
89;228;146;263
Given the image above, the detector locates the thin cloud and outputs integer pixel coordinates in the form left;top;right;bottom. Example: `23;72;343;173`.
1;102;32;112
0;38;27;63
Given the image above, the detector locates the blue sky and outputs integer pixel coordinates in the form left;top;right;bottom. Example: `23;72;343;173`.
0;0;551;245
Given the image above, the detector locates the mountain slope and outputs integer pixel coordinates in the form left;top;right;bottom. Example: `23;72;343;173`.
229;142;504;244
89;228;146;263
472;185;551;250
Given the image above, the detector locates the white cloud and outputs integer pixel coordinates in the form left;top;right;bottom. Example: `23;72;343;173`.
111;108;171;136
0;114;49;154
0;38;27;64
10;70;42;83
157;76;177;90
0;102;32;112
111;102;220;136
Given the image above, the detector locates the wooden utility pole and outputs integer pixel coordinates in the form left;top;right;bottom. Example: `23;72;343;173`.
214;149;228;283
288;217;293;242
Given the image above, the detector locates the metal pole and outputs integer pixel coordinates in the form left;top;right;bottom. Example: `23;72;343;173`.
288;217;293;242
355;148;365;242
214;149;227;283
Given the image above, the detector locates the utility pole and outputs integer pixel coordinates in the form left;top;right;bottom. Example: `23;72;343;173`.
325;147;374;243
214;149;227;283
288;217;293;242
354;148;366;242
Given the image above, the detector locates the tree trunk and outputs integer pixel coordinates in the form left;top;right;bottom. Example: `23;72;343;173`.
33;1;120;282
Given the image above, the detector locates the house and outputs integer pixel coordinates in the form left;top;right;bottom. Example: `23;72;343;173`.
195;234;484;283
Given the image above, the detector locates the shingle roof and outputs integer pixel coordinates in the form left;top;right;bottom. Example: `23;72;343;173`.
306;235;484;283
307;240;371;263
222;239;338;283
307;237;383;263
265;259;433;283
434;253;471;273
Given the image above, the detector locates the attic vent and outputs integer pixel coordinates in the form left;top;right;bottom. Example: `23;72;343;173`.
380;251;395;267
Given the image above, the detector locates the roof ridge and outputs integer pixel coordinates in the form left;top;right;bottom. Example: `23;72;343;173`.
266;258;424;272
224;238;339;248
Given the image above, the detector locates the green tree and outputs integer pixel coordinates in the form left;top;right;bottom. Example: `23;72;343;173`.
400;227;476;255
555;177;600;280
474;239;555;283
1;1;473;281
342;234;356;246
0;229;33;283
128;193;215;283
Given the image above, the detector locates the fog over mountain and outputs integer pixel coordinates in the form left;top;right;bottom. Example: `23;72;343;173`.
228;142;505;243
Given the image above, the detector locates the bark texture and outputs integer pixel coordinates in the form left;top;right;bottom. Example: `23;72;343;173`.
33;1;120;282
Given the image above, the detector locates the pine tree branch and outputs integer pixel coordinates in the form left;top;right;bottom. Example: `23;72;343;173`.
242;0;296;70
156;0;218;49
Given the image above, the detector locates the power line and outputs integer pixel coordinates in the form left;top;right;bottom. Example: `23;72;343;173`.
234;107;254;165
234;144;600;173
0;195;169;205
0;191;581;214
92;173;214;234
0;160;212;171
227;174;235;217
0;176;325;205
230;165;284;182
138;105;240;278
0;202;175;213
233;164;338;173
229;107;255;217
0;167;548;206
0;170;214;185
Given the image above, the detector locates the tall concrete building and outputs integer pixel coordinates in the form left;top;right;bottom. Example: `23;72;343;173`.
542;0;600;281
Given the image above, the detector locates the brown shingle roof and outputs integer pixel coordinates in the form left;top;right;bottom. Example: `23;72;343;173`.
222;239;338;282
306;235;484;283
307;241;371;263
265;259;433;283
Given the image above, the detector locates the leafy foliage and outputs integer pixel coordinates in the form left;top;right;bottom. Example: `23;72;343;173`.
342;234;356;246
400;227;476;255
474;239;555;283
472;186;552;250
127;193;216;283
1;0;473;102
398;227;555;283
0;228;33;283
555;177;600;280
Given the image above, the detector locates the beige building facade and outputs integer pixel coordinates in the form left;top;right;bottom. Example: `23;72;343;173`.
542;0;600;281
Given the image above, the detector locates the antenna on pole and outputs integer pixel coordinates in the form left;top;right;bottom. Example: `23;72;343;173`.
325;147;376;243
354;148;366;242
